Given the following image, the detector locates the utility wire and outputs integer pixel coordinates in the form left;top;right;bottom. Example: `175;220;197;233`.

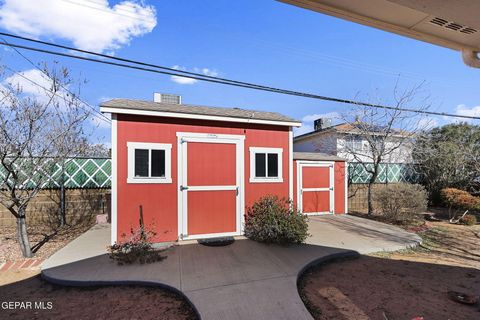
61;0;156;24
0;32;293;91
0;36;111;124
0;34;478;120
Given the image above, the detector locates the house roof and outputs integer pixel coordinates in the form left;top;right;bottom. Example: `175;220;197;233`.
100;99;301;127
294;122;409;141
293;152;345;162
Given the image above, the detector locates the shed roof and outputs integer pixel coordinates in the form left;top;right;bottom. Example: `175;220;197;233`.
100;99;301;126
293;152;345;162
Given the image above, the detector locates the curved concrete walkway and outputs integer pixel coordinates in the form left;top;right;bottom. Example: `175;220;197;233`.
42;215;420;320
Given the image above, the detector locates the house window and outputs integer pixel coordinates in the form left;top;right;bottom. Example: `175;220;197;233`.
249;147;283;183
127;142;172;183
345;136;364;152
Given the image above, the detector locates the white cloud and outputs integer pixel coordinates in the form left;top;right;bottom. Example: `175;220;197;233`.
294;112;340;136
170;65;220;85
4;69;63;103
197;68;218;77
0;0;157;53
170;65;197;85
293;124;314;136
454;104;480;123
301;112;340;123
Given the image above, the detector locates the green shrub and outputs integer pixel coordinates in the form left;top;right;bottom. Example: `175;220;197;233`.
460;214;477;226
244;195;309;244
440;188;480;211
375;184;428;223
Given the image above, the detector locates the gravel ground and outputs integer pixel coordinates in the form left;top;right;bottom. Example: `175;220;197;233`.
0;222;94;262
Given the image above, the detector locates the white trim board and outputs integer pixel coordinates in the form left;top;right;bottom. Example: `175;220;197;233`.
110;114;118;245
288;128;293;201
126;142;172;184
249;147;284;183
176;132;245;240
101;106;301;127
296;160;335;215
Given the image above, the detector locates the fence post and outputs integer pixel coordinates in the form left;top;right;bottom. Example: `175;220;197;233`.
59;160;66;226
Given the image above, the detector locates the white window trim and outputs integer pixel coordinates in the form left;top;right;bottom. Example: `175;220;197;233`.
127;142;172;184
249;147;283;183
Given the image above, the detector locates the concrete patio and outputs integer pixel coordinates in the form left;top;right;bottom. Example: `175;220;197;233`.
42;215;421;320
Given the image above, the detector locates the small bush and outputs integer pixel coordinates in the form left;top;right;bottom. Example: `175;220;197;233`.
108;206;166;265
375;184;428;223
460;214;477;226
440;188;480;211
244;195;309;244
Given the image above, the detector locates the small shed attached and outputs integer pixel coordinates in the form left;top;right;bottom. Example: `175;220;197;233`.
293;152;347;215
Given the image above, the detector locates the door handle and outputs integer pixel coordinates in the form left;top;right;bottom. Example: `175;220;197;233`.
180;185;188;191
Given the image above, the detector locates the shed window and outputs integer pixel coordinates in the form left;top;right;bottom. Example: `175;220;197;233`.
128;142;172;183
250;147;283;183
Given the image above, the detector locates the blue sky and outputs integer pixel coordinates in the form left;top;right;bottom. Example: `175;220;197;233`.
0;0;479;144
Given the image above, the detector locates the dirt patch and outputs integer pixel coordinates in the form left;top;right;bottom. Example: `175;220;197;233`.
0;222;94;262
299;256;479;320
299;221;480;319
0;274;198;320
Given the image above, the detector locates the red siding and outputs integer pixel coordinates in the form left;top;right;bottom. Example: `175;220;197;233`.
302;166;330;188
334;161;346;214
188;190;237;235
293;160;347;215
116;114;289;242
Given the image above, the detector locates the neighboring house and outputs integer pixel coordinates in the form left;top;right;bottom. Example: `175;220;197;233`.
100;94;347;244
294;118;413;164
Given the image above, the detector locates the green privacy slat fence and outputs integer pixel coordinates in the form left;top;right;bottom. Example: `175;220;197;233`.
0;158;111;189
348;162;419;184
1;158;417;189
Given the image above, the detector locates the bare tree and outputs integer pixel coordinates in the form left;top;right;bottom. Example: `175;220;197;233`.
338;83;431;215
0;62;91;257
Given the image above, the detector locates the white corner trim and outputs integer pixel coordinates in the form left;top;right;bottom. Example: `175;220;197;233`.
288;128;293;201
110;114;118;245
127;142;172;184
249;147;284;183
101;106;302;127
344;163;349;214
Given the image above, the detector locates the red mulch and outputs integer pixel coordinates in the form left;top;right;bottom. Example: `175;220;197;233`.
0;275;198;320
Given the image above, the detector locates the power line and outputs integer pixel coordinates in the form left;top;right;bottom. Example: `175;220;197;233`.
60;0;156;24
0;35;478;120
0;36;111;124
0;32;291;91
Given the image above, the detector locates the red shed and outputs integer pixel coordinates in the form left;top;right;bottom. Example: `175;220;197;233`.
101;96;347;244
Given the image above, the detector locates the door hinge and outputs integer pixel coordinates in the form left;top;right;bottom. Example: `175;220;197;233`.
180;185;188;191
329;187;334;191
236;186;239;196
